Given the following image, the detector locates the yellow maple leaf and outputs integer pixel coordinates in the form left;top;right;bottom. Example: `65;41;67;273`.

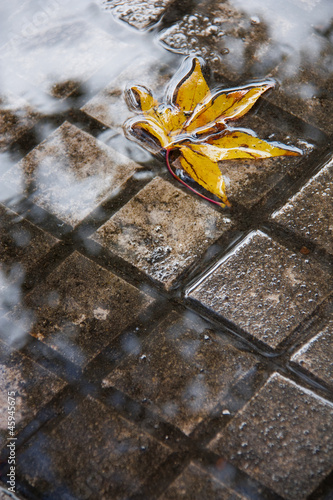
124;57;302;207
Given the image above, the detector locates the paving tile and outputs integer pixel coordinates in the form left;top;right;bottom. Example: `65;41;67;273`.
158;0;300;77
16;395;171;499
268;33;333;134
1;19;120;98
1;122;141;227
291;319;333;389
272;158;333;254
0;204;57;280
0;339;66;449
101;0;176;30
188;230;332;349
91;176;232;290
0;92;39;153
82;57;172;132
159;462;244;500
103;311;259;435
210;115;312;209
0;204;58;317
209;373;333;500
20;252;153;367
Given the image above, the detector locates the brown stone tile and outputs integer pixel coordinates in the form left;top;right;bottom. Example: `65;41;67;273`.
0;92;39;153
188;231;332;349
0;339;65;449
16;395;171;499
1;19;120;98
82;57;172;132
21;252;154;367
291;319;333;388
268;33;333;134
0;204;58;280
159;462;245;500
209;373;333;500
101;0;176;30
91;176;232;290
1;122;141;227
273;157;333;254
213;115;312;209
103;311;259;435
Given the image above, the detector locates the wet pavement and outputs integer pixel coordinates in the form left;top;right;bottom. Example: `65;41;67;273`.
0;0;332;499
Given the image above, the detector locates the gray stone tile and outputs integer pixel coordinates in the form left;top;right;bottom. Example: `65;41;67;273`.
21;252;154;367
291;319;333;388
188;231;332;349
1;122;141;227
1;19;120;98
16;395;171;499
91;176;232;290
209;373;333;500
101;0;176;30
159;462;245;500
0;339;66;449
103;311;259;435
0;92;39;153
272;158;333;254
82;57;172;132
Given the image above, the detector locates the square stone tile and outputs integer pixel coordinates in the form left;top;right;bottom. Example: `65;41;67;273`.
1;122;141;227
20;251;154;367
268;33;333;134
0;204;58;317
82;57;172;132
91;176;232;290
209;373;333;500
291;319;333;389
188;230;332;349
16;395;171;499
0;92;39;153
214;115;312;209
1;19;120;98
0;204;58;280
0;339;65;449
101;0;176;30
272;157;333;255
159;462;245;500
103;311;259;435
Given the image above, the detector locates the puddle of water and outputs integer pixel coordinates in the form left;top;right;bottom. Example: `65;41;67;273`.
0;1;332;499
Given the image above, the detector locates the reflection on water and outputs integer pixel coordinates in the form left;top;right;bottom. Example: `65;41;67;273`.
0;0;332;499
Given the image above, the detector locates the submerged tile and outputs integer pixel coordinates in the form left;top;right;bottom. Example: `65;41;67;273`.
159;462;245;500
91;176;232;289
21;252;153;367
1;20;120;98
82;57;172;131
273;158;333;254
0;92;39;152
0;204;57;280
210;373;333;500
188;231;332;349
216;116;311;208
291;319;333;388
0;340;65;449
1;122;140;227
16;395;170;499
101;0;176;30
103;311;259;435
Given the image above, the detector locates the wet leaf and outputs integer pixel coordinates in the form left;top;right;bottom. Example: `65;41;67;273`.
123;56;302;207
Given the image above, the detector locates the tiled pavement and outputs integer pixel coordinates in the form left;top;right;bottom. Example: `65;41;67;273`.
0;1;332;499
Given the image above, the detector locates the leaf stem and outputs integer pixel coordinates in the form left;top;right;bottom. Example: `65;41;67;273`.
165;148;225;207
